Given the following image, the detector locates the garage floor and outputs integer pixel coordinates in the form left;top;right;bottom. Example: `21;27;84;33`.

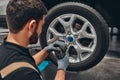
41;35;120;80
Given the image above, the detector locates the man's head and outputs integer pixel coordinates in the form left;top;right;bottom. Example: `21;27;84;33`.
6;0;47;44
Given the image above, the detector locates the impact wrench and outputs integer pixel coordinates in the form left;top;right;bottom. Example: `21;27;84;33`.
55;43;70;59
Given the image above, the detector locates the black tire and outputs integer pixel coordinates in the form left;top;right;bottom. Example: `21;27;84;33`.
40;2;109;71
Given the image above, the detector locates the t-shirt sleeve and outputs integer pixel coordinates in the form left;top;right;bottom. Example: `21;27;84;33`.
5;67;43;80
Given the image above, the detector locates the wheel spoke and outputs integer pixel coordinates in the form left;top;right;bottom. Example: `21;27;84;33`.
57;17;71;32
57;17;68;27
47;27;66;44
81;47;93;53
76;22;96;39
74;22;89;38
76;41;93;53
47;38;57;44
49;27;65;37
82;32;96;39
72;44;82;62
69;14;77;34
80;22;89;32
69;14;76;26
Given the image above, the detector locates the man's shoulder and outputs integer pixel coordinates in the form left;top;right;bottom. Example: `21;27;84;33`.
0;44;27;70
0;44;17;67
0;44;21;60
0;43;17;54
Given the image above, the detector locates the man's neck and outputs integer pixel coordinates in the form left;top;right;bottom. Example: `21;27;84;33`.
6;33;29;48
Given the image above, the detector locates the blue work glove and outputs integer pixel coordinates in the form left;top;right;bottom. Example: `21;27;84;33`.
57;50;69;71
45;40;67;54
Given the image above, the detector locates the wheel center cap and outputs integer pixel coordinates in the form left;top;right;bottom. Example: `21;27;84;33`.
66;35;74;43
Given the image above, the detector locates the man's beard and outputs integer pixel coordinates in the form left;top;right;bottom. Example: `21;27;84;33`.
29;31;38;44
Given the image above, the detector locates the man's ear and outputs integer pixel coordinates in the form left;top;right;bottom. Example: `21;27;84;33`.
28;20;36;35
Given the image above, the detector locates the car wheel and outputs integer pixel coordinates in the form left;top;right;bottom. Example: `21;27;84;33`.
40;2;109;71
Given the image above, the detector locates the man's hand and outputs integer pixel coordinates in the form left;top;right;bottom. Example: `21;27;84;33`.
45;40;67;54
57;50;69;71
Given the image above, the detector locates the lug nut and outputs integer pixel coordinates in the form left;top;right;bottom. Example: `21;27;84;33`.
68;32;71;35
74;35;78;38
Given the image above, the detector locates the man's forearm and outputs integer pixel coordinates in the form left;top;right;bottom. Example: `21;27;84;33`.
33;48;48;66
54;70;65;80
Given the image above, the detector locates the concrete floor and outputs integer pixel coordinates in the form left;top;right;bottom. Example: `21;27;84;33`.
41;35;120;80
42;57;120;80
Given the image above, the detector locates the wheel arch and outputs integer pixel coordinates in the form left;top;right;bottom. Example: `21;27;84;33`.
42;0;95;10
42;0;115;27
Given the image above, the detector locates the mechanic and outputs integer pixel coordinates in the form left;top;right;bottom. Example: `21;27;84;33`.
0;0;69;80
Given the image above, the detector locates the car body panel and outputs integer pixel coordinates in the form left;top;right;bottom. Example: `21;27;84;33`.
0;0;120;27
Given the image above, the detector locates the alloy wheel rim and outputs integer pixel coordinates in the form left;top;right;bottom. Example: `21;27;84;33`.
46;14;97;63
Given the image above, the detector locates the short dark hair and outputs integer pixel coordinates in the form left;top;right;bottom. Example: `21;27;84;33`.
6;0;47;33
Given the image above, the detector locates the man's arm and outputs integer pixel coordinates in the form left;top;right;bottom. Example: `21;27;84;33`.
33;48;48;66
55;70;65;80
54;53;69;80
33;41;68;80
